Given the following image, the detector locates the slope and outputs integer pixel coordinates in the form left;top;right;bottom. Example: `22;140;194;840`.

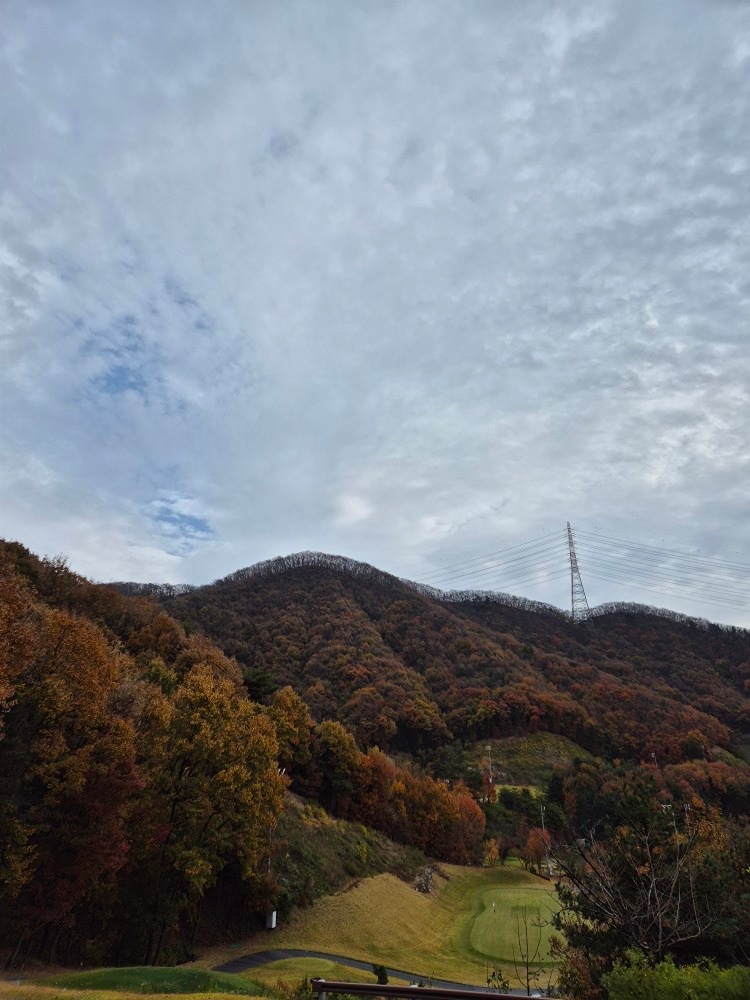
145;552;750;767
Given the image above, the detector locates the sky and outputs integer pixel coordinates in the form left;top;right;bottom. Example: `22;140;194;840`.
2;0;750;625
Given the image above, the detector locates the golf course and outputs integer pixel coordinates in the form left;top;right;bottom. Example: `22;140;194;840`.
206;861;559;988
4;862;559;998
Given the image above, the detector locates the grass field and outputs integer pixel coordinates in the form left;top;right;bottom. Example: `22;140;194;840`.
3;861;559;997
493;783;541;798
204;861;559;989
40;967;267;994
242;958;413;988
468;883;559;965
1;967;268;1000
474;732;592;786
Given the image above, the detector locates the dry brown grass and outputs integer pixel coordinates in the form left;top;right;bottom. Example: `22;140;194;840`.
200;863;555;988
3;864;557;997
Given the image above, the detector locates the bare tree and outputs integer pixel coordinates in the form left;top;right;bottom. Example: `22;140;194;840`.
511;905;547;997
551;815;713;964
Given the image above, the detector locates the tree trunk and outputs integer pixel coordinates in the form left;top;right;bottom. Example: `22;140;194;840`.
48;923;63;965
142;924;154;967
152;920;167;965
5;929;25;970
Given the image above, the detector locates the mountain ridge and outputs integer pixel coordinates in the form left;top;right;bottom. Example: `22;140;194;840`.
120;551;750;771
115;548;747;633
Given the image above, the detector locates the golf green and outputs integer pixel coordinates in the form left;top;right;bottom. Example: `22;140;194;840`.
469;883;559;965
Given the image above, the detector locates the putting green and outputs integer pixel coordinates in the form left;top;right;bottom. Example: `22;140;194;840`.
470;884;559;965
204;863;560;988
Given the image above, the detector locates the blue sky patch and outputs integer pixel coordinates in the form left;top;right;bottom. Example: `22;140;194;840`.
93;362;148;395
148;496;215;556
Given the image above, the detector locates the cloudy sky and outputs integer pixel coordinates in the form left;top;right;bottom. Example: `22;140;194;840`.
2;0;750;624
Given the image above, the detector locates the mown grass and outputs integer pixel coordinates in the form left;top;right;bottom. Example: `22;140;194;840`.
40;967;255;992
4;859;559;997
468;883;559;965
1;986;264;1000
203;861;558;989
15;966;268;999
475;732;592;787
243;958;412;988
441;862;559;980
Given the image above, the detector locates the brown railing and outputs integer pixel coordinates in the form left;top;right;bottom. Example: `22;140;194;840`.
310;979;523;1000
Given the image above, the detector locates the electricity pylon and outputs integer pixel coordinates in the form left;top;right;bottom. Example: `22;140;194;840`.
567;522;594;625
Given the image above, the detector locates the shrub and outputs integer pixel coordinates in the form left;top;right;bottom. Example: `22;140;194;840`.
603;953;750;1000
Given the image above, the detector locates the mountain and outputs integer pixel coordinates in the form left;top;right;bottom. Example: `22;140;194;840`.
3;539;750;972
4;537;749;981
122;551;750;769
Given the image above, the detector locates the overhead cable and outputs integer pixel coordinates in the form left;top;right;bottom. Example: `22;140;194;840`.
419;531;565;582
576;529;750;575
586;570;750;613
425;539;566;587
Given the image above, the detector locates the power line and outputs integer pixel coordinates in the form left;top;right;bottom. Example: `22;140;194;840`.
586;570;750;614
425;538;566;587
446;554;566;584
458;568;570;594
576;528;750;575
576;541;750;588
582;563;750;607
575;544;750;603
415;524;749;621
576;539;750;588
419;531;565;582
586;559;750;601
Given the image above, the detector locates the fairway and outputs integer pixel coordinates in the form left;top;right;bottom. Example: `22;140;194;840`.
1;965;267;1000
1;865;560;998
204;862;559;989
243;958;413;987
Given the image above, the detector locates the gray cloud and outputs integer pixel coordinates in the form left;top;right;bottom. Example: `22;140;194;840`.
1;0;749;623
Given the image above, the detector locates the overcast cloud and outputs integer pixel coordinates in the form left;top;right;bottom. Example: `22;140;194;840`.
2;0;750;624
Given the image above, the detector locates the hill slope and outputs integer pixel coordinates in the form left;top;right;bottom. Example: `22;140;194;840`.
133;552;750;766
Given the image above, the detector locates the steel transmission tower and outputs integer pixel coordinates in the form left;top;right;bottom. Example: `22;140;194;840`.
567;522;594;625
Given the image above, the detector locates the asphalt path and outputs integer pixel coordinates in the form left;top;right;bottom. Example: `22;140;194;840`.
214;949;524;993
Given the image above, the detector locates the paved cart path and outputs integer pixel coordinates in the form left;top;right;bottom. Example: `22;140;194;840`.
214;948;527;993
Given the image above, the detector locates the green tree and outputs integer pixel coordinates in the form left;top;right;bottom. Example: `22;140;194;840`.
309;720;361;813
268;685;313;773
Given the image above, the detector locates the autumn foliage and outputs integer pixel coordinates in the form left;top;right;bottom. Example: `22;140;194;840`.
2;542;750;972
0;543;486;967
153;552;748;765
0;545;287;966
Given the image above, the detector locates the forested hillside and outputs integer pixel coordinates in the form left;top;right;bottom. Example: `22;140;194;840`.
4;540;750;985
0;542;483;969
129;551;750;992
0;541;284;967
141;552;750;772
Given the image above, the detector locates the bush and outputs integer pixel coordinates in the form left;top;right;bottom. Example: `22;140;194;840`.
603;954;750;1000
373;963;389;985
